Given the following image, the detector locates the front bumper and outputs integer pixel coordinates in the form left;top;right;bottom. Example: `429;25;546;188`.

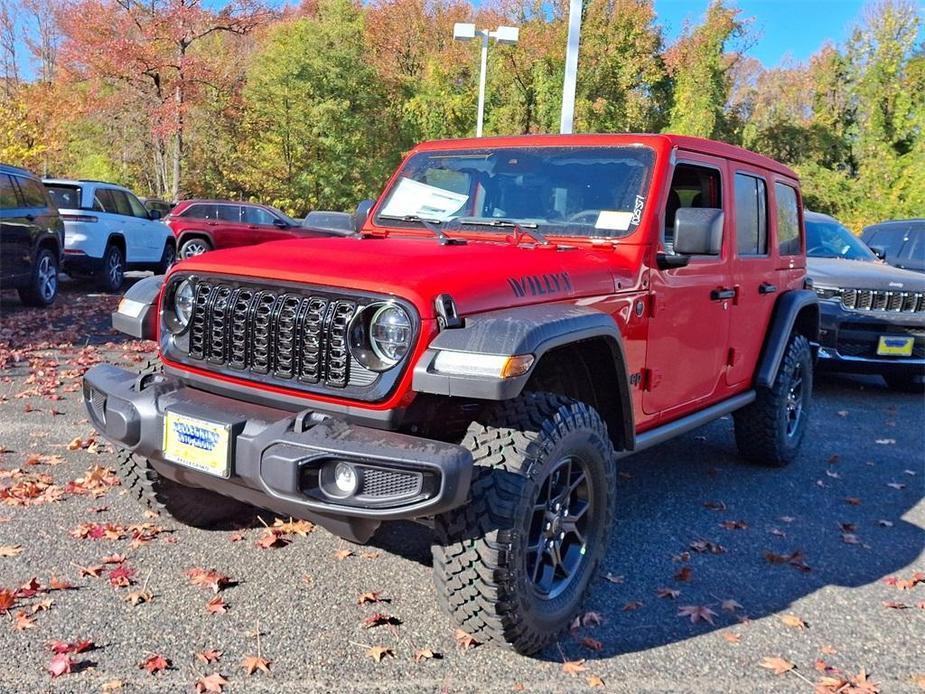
82;364;472;542
816;300;925;376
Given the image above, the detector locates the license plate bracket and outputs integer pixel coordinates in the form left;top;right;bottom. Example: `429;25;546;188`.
163;410;233;478
876;335;914;357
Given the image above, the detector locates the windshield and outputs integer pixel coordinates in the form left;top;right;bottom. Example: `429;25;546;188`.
374;146;656;239
806;218;877;261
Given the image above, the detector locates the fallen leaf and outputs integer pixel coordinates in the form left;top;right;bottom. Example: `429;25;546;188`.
690;539;726;554
780;614;807;630
255;528;290;549
722;632;741;644
580;637;603;652
703;500;727;511
581;610;604;626
47;653;74;678
362;612;400;629
107;564;136;588
875;439;895;445
206;596;227;615
454;628;478;650
186;567;231;593
367;645;393;662
124;590;153;606
603;572;624;584
845;497;862;506
887;482;906;490
12;610;37;630
272;517;313;536
719;520;748;530
562;659;587;676
586;674;605;687
0;545;22;557
656;587;680;599
878;520;894;528
197;649;223;664
721;599;743;612
195;673;229;693
141;654;170;674
101;679;124;692
677;604;718;625
674;566;693;582
334;549;353;560
412;648;435;662
623;600;644;611
759;656;795;675
357;591;386;605
241;655;271;675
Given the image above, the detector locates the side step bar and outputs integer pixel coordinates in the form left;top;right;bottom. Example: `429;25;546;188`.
626;391;756;456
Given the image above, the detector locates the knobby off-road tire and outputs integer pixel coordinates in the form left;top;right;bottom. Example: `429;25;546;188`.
734;334;813;467
433;392;617;654
113;358;255;529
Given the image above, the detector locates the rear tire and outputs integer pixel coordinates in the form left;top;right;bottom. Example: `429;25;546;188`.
733;333;813;467
18;248;59;307
98;244;125;292
433;392;616;654
179;237;211;259
113;359;255;528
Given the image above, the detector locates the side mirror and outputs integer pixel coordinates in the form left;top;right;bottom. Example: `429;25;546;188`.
354;199;375;232
148;209;162;220
868;244;886;260
273;218;288;228
674;208;724;256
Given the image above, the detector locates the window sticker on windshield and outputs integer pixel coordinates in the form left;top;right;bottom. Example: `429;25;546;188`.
631;195;645;225
380;177;469;221
595;210;634;231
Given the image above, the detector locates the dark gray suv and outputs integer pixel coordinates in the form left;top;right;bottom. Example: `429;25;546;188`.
806;211;924;390
1;164;64;307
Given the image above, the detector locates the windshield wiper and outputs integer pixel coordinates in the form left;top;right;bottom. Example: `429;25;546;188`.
377;214;465;245
458;218;550;246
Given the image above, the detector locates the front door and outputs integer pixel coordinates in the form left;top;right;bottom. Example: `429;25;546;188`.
643;155;733;416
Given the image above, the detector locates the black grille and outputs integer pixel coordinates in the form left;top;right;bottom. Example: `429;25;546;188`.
841;289;925;313
837;323;925;359
186;279;362;389
359;468;422;498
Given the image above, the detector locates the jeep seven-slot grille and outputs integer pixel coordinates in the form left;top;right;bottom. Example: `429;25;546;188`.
187;280;362;388
841;289;925;313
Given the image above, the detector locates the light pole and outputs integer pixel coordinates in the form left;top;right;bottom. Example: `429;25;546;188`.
453;23;519;137
559;0;583;134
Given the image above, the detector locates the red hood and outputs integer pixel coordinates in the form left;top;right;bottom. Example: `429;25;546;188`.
171;236;632;318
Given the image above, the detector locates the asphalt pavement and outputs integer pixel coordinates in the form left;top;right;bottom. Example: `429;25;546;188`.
0;279;922;693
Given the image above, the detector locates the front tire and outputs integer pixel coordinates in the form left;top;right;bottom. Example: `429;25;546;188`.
18;248;59;307
433;393;616;654
113;359;255;528
99;244;125;292
733;333;813;467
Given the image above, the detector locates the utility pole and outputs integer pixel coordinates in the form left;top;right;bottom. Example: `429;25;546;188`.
559;0;583;134
454;23;520;137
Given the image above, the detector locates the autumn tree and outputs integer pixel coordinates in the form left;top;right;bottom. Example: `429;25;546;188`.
665;0;747;138
57;0;270;199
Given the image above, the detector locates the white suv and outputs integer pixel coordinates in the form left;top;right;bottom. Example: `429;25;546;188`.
43;179;176;291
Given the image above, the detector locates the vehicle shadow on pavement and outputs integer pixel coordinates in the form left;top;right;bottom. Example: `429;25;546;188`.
373;373;924;662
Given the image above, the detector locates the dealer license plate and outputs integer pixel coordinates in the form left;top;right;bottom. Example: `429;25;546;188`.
163;411;232;478
876;335;914;357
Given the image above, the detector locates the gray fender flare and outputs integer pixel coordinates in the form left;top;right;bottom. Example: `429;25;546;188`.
412;303;635;448
111;274;164;340
755;289;819;388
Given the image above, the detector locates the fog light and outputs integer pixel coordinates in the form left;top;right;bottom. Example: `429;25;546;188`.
334;462;358;495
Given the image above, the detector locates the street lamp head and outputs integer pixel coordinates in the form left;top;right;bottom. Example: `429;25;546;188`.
493;25;519;45
453;22;476;41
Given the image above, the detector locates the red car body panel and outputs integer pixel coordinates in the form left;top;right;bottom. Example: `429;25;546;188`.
162;133;805;434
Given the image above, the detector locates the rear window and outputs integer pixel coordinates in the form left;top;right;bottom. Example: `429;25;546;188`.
45;184;81;210
0;174;19;209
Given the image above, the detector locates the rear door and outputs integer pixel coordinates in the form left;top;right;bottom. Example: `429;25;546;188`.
726;169;778;385
105;189;145;261
644;154;733;416
243;205;291;245
214;204;247;249
0;173;31;284
125;190;163;260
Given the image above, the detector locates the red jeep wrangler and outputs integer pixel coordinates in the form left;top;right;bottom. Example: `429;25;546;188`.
84;134;818;654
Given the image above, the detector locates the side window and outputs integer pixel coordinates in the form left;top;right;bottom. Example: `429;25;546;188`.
243;206;275;225
734;173;767;255
108;190;134;217
775;183;801;256
16;177;51;208
126;192;150;219
216;205;241;222
93;188;117;213
663;163;723;248
900;229;924;262
0;174;19;209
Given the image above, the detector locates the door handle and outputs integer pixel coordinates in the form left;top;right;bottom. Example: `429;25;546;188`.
759;282;777;294
711;288;736;301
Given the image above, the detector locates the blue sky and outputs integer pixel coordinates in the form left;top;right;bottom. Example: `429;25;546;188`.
654;0;871;67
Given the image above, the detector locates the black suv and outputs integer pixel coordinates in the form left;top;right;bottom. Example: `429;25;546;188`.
806;211;924;390
861;219;924;273
1;164;64;307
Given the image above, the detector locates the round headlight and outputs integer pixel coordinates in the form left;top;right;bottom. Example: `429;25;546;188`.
369;304;412;365
171;278;195;333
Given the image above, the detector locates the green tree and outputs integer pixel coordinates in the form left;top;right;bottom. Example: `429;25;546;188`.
237;0;396;214
664;0;746;138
